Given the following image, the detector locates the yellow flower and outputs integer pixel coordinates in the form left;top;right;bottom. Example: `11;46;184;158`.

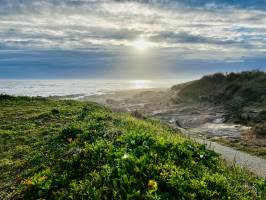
37;176;47;183
148;180;158;191
25;179;33;186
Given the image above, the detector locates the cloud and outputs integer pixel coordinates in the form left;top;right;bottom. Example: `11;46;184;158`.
0;0;266;62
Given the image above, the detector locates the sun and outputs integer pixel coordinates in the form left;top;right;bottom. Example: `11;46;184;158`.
132;37;151;51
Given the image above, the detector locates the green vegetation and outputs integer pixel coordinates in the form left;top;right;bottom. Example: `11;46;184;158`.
178;71;266;105
177;70;266;124
175;71;266;158
0;95;265;199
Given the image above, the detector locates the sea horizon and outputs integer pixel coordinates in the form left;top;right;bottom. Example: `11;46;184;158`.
0;78;193;98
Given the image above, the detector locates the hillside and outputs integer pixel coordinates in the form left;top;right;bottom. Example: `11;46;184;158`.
176;71;266;124
0;95;265;199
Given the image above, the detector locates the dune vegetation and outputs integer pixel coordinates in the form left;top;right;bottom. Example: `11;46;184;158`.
174;71;266;158
177;70;266;124
0;95;265;199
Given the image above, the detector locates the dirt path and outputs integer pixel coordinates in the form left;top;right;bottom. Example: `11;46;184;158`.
193;138;266;178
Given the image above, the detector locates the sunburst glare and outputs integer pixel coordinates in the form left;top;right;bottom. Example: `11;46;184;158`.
132;37;152;51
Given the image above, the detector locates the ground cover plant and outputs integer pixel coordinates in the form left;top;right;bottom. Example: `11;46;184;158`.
0;95;265;199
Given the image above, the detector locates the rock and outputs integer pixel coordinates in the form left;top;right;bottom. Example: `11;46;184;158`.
175;120;182;127
168;118;175;124
106;99;118;104
213;118;225;124
240;113;249;120
131;110;145;119
65;148;82;157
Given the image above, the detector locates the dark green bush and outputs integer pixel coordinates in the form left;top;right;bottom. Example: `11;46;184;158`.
60;125;83;143
178;70;266;105
51;108;60;115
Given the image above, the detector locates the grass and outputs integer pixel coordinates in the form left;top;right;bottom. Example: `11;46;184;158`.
0;95;265;199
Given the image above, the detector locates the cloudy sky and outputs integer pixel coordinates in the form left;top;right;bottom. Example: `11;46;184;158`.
0;0;266;79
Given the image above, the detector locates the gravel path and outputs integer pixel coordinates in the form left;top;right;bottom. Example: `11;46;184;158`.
194;138;266;178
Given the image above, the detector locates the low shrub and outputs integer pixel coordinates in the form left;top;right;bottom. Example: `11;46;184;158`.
51;108;60;115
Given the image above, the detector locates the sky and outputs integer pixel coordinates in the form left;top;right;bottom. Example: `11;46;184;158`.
0;0;266;79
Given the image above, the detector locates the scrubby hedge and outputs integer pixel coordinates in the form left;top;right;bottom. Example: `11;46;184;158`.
178;71;266;105
177;71;266;123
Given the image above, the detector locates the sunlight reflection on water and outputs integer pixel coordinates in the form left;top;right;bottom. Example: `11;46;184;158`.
0;79;190;98
129;80;153;89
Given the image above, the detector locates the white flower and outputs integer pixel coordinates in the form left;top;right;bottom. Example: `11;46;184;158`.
122;153;129;159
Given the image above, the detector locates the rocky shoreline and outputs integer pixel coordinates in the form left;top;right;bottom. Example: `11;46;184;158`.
81;88;252;143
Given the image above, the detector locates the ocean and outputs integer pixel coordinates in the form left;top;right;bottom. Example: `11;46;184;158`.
0;79;187;99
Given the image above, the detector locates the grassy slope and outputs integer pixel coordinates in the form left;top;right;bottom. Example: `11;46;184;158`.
0;95;265;199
